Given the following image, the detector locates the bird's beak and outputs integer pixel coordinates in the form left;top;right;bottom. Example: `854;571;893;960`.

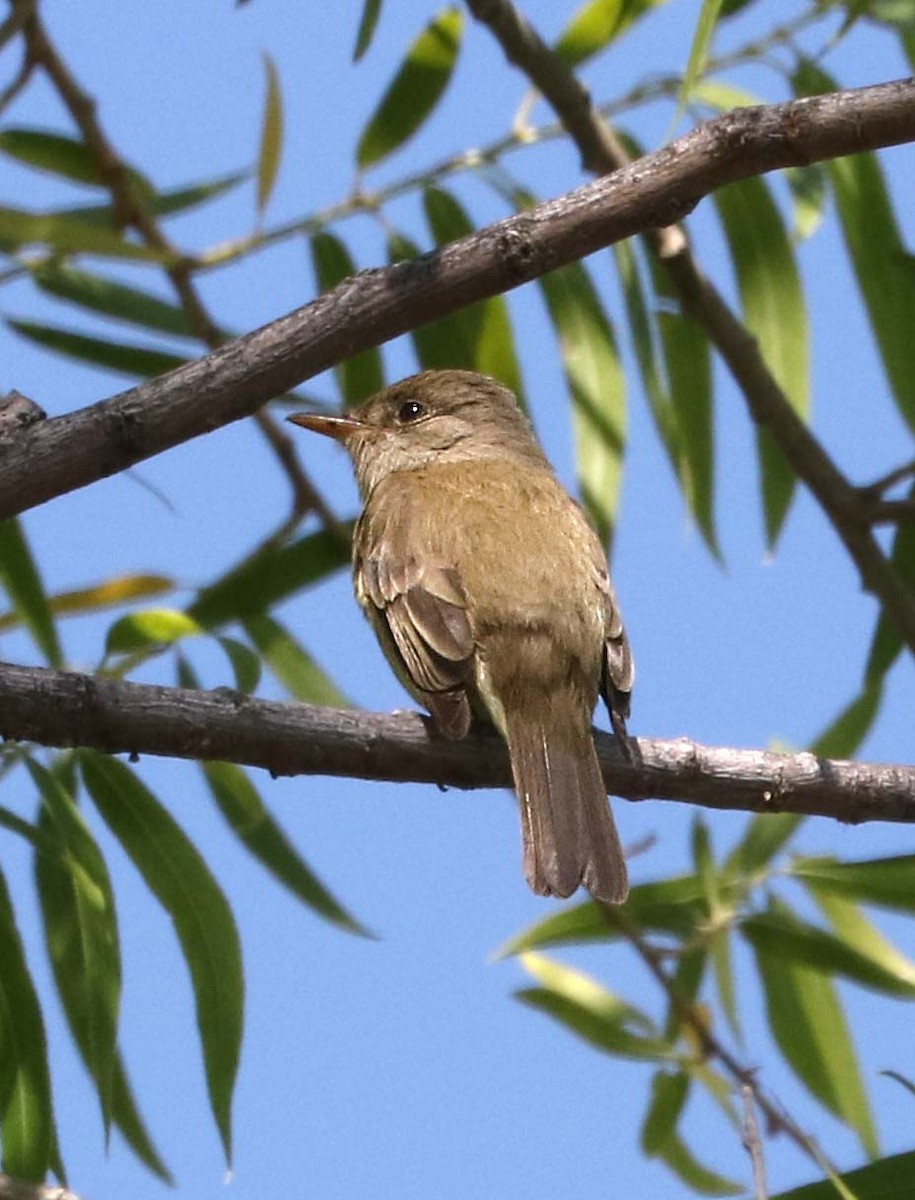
287;411;364;442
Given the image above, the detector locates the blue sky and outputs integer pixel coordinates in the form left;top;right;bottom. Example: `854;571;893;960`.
2;2;915;1197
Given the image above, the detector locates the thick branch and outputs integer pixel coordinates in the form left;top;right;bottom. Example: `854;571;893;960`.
466;0;915;660
1;661;913;824
1;78;915;527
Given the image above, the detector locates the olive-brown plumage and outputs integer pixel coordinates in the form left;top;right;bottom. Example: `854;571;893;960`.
289;370;633;902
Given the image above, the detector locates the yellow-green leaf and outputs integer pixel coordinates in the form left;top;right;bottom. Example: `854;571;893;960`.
556;0;668;67
256;55;284;217
516;952;674;1061
80;752;243;1162
105;609;202;656
713;176;809;544
539;263;626;549
356;7;463;169
0;573;173;633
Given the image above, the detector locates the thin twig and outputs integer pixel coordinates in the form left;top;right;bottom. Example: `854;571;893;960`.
20;8;335;527
742;1084;769;1200
607;908;839;1178
859;459;915;499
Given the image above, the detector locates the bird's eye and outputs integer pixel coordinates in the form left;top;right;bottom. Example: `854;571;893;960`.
396;400;426;423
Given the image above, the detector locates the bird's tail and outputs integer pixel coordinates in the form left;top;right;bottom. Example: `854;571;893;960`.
503;696;628;904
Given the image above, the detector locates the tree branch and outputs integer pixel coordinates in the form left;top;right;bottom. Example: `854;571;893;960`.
0;78;913;532
1;660;913;824
465;0;915;661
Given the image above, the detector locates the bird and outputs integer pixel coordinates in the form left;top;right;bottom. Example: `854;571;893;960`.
288;369;633;902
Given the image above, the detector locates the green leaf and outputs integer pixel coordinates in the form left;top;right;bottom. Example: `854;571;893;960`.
257;55;284;217
33;264;198;339
216;637;262;694
653;281;716;556
786;164;828;243
641;1071;742;1196
421;187;524;398
863;481;915;686
353;0;384;61
742;906;915;998
387;230;462;371
310;232;384;404
539;263;626;548
496;874;710;958
0;867;54;1180
356;7;463;168
80;752;243;1161
772;1151;915;1200
555;0;668;67
622;242;717;555
7;319;186;379
663;947;706;1043
713;176;809;544
110;1054;173;1182
241;613;350;706
809;887;915;993
0;128;149;196
710;929;740;1041
202;761;372;937
829;150;915;438
59;170;249;226
189;528;351;629
29;760;120;1134
0;206;164;260
677;0;725;111
516;952;674;1061
811;681;884;759
105;609;202;655
789;855;915;914
0;520;63;668
745;904;877;1156
724;812;804;879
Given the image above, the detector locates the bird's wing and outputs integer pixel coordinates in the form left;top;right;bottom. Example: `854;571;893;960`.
356;546;476;739
591;542;634;740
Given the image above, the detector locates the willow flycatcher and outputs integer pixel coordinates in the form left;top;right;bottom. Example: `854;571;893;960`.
289;369;633;902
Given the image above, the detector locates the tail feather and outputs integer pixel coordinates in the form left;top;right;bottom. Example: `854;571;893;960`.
504;707;628;904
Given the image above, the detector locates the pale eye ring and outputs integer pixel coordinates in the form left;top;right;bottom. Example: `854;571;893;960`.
397;400;426;423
